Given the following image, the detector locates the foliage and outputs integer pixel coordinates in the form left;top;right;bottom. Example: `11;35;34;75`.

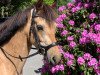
44;0;54;5
0;0;54;17
41;0;100;75
57;0;72;7
11;0;55;12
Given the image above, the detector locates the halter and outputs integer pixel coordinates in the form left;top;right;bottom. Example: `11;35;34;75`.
0;9;59;60
0;21;59;60
0;9;60;75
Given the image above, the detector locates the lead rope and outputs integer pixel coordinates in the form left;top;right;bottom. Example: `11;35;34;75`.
0;47;39;61
0;46;19;75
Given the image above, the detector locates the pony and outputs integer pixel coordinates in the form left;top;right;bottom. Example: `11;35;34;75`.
0;0;61;75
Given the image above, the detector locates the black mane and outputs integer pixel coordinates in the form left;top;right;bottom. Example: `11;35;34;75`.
0;10;29;46
0;18;7;24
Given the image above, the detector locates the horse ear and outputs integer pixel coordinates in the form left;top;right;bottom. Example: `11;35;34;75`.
51;0;57;8
35;0;43;9
32;6;37;17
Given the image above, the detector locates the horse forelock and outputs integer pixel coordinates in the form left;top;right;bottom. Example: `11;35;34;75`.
33;3;57;24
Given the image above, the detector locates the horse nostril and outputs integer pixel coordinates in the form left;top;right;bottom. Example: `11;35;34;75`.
50;57;56;65
52;57;56;63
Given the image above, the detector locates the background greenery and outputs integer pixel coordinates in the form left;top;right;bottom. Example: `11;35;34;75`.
0;0;71;18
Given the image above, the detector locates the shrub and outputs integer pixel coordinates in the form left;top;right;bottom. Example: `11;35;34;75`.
41;0;100;75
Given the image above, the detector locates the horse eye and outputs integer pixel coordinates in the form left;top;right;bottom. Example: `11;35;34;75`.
37;25;43;31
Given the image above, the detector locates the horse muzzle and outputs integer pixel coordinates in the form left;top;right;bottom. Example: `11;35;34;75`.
38;41;63;64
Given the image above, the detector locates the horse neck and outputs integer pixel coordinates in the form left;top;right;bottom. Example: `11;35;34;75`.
0;11;33;74
2;31;30;56
2;10;33;57
1;31;30;74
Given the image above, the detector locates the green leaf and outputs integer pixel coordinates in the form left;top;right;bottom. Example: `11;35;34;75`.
44;0;54;5
79;65;85;71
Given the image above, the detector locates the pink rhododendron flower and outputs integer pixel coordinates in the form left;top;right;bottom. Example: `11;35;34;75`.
81;30;88;37
64;52;70;59
87;32;97;41
84;3;89;8
77;2;82;7
77;57;85;65
88;58;98;67
57;23;64;28
59;14;67;20
93;63;98;70
68;20;75;26
69;41;76;48
51;67;56;73
56;17;63;23
71;6;81;13
51;64;64;73
64;52;74;60
89;13;96;20
58;6;66;12
79;37;88;44
67;36;74;41
59;64;64;71
96;47;100;53
94;24;100;32
56;14;67;24
76;6;81;11
94;35;100;44
61;30;68;36
71;7;77;13
55;65;60;71
67;2;74;8
68;54;74;60
67;60;73;67
83;53;92;60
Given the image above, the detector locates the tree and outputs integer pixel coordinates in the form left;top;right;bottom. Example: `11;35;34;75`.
0;0;11;5
0;0;55;18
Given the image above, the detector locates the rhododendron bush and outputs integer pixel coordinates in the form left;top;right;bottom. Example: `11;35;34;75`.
41;0;100;75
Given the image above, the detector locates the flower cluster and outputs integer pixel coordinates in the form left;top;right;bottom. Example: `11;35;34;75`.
51;64;64;73
77;57;85;65
42;0;100;75
77;53;99;70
